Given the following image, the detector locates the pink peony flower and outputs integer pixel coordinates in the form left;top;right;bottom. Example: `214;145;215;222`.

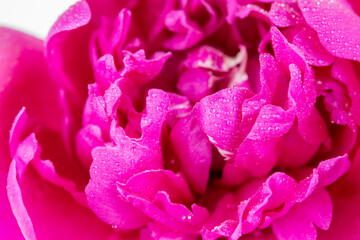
1;0;360;239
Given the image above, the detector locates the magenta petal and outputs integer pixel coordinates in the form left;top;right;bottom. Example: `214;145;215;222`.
319;149;360;239
164;10;204;50
46;0;91;43
171;112;212;194
268;2;303;28
120;50;172;86
86;145;153;229
201;193;238;240
298;0;360;61
331;59;360;126
82;83;109;131
234;173;296;238
9;160;118;240
141;221;199;240
177;68;212;102
76;124;104;169
94;54;119;91
7;109;117;239
45;0;93;100
117;170;194;204
247;104;295;141
104;83;122;117
271;27;306;74
86;89;169;229
91;9;131;60
0;27;64;133
272;189;332;240
221;104;295;185
7;160;36;240
166;92;192;127
139;89;170;145
292;26;335;67
211;155;350;239
0;26;69;238
288;64;316;122
197;87;253;159
119;189;209;234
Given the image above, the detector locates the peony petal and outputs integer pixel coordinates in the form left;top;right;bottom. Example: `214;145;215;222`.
197;87;253;159
298;0;360;61
119;189;209;234
0;27;66;239
7;109;118;240
7;159;36;240
166;92;192;127
268;2;303;28
171;112;212;194
201;193;238;240
85;89;169;229
164;10;204;50
207;155;350;239
272;189;332;240
319;149;360;239
292;25;335;67
45;0;93;97
331;59;360;126
247;104;295;141
93;54;120;92
177;68;213;102
117;170;194;204
140;221;199;240
271;27;306;75
120;50;172;86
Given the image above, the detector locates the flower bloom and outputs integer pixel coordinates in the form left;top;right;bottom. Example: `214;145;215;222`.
1;0;360;239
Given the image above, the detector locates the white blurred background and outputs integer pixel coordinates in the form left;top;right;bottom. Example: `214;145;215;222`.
0;0;78;39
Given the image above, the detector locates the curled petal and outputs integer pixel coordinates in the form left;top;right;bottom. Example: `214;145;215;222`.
268;2;303;28
171;112;212;194
298;0;360;61
292;26;335;67
119;189;209;234
204;155;350;239
197;87;253;159
85;89;170;229
164;10;204;50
